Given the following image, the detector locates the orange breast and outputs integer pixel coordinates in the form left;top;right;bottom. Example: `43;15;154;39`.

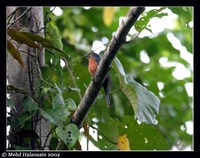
88;57;98;76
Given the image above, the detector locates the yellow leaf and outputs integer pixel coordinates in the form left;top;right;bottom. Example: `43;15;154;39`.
103;7;115;27
7;29;39;48
20;32;52;48
117;134;130;150
7;41;25;68
21;31;66;54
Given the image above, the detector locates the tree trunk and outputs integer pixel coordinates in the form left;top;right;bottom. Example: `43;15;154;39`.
7;6;50;150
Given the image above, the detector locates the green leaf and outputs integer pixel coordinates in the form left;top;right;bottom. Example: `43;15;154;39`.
135;8;167;32
114;57;160;124
88;96;119;150
52;94;65;110
7;29;39;48
56;124;80;149
97;117;119;150
18;111;36;125
46;23;63;50
118;116;170;150
7;116;20;129
127;77;160;124
55;106;71;122
114;57;126;77
49;137;59;150
7;40;25;68
168;7;192;27
65;98;77;111
38;108;61;126
21;96;39;112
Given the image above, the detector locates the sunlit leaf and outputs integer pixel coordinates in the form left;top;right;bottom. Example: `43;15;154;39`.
52;94;65;110
7;40;25;68
168;7;192;27
135;8;167;32
56;124;80;149
65;98;77;111
117;134;130;150
7;29;39;48
114;57;160;124
46;23;63;50
103;7;115;27
127;77;160;124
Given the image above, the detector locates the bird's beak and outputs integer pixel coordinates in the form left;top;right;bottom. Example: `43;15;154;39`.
85;51;93;59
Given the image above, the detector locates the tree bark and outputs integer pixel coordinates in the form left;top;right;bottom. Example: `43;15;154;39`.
7;7;49;150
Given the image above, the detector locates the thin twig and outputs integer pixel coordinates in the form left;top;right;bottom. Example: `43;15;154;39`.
68;54;88;67
7;7;20;19
62;57;82;100
125;31;141;44
42;126;56;149
56;140;62;150
7;7;32;29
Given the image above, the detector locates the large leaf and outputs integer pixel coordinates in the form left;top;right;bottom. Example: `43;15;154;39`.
7;40;25;68
88;99;119;150
118;116;170;150
7;29;39;48
114;58;160;124
127;77;160;124
56;124;80;149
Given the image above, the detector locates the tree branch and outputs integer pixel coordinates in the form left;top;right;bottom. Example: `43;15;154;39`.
71;7;145;128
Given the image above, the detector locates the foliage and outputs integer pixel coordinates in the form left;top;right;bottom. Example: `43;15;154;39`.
6;6;193;151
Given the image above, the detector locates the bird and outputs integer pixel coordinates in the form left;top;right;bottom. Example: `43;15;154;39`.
87;52;111;107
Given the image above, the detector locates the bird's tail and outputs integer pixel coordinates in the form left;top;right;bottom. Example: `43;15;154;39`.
103;75;111;107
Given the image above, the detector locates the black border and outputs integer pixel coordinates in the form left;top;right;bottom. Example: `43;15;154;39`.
2;1;198;157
